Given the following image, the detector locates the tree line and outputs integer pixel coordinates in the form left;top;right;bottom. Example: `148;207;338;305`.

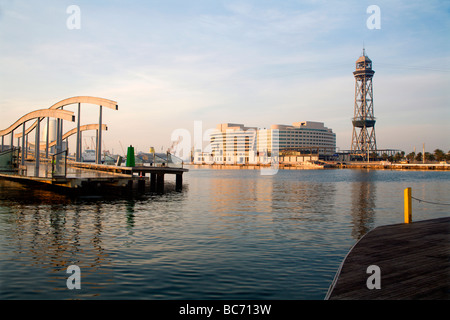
381;149;450;163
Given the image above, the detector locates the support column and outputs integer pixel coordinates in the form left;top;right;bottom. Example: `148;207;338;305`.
95;129;99;162
45;117;49;158
150;172;156;192
1;136;3;152
76;103;81;161
79;131;83;161
35;118;40;176
138;179;145;192
56;118;60;153
59;127;63;150
156;173;164;193
10;130;14;150
97;105;102;164
176;173;183;191
21;123;25;165
60;107;64;151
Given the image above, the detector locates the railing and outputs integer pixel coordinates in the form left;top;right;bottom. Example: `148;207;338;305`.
161;153;184;168
0;147;20;171
135;152;184;168
52;150;68;178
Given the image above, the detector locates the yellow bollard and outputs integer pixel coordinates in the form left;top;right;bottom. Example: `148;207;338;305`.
404;187;412;223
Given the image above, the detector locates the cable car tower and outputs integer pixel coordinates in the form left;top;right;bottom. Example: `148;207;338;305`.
351;48;377;158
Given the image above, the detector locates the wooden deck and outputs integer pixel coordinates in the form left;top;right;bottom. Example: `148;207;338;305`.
326;217;450;300
69;162;189;192
0;169;145;191
69;161;189;175
0;161;188;193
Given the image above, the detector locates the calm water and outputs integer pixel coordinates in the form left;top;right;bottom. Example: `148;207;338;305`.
0;168;449;300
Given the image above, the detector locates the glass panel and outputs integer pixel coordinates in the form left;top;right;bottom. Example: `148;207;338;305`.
135;152;184;168
52;150;67;178
0;147;20;172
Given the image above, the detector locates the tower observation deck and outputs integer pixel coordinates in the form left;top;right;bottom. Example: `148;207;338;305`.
351;48;377;157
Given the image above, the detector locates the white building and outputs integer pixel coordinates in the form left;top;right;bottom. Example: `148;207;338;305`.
194;121;335;164
271;121;336;155
209;123;258;164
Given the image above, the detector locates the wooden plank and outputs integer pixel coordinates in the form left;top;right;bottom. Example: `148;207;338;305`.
326;217;450;300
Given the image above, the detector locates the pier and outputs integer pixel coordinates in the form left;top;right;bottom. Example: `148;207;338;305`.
326;217;450;300
70;161;188;193
0;96;188;194
0;159;187;194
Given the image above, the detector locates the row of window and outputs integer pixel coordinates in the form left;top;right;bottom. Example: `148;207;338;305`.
278;137;335;141
279;133;335;138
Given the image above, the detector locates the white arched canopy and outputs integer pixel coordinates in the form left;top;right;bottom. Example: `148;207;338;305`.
0;109;75;137
13;96;118;138
0;96;118;167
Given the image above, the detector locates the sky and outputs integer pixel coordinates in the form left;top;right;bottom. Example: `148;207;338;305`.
0;0;449;156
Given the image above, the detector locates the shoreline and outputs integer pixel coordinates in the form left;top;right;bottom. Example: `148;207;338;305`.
185;162;450;171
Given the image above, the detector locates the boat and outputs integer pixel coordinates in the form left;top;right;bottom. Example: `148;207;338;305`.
81;149;96;162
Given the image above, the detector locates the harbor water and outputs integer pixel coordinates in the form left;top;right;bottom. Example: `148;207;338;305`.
0;168;449;300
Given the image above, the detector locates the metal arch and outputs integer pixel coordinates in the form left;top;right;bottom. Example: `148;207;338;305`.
13;96;118;138
0;109;75;137
13;120;43;138
44;96;117;164
1;96;117;165
49;96;118;111
26;124;108;149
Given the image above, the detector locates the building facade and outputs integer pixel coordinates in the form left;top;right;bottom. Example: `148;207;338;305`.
209;123;258;164
271;121;336;156
194;121;336;164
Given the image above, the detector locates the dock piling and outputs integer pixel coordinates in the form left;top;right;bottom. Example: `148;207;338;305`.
404;187;412;224
137;179;145;192
150;172;156;192
156;173;164;193
176;173;183;191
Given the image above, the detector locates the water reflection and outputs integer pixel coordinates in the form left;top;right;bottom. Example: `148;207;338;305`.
350;170;377;239
4;192;115;298
126;199;136;232
202;170;337;241
2;169;448;299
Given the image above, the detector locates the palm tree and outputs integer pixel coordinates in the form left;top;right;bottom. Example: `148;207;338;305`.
406;152;415;162
415;152;422;162
434;149;445;162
